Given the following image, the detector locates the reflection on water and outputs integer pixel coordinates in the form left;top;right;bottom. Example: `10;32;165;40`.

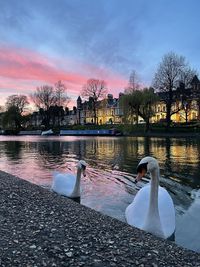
0;135;200;252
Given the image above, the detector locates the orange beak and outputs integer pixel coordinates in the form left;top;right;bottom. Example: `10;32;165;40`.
135;169;146;182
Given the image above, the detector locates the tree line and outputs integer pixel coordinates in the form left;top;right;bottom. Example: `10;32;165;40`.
0;51;199;132
120;52;198;131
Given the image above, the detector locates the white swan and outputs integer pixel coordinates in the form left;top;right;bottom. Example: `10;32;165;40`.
51;160;87;198
125;156;175;239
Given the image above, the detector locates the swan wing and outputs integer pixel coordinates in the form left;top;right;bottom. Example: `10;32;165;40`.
125;185;150;229
158;186;175;238
51;172;76;197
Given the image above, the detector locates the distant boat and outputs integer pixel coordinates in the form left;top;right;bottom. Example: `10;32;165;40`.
60;129;122;136
18;130;42;135
41;129;54;136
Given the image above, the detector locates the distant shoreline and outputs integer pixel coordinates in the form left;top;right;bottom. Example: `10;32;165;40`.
126;132;200;138
0;131;199;138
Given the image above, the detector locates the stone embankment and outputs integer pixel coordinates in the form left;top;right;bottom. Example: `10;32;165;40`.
0;170;200;267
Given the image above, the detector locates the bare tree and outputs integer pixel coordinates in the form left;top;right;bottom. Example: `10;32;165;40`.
82;78;107;124
153;52;194;128
55;80;70;107
191;75;200;120
31;85;55;111
180;66;197;88
125;70;140;94
6;94;29;114
31;85;55;127
3;95;29;130
31;82;71;128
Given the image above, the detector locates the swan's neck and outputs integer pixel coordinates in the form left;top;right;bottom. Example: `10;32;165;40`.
70;168;81;197
149;169;159;215
144;168;164;238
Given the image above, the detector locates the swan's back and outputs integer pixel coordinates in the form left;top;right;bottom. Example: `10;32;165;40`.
125;184;175;238
51;172;76;196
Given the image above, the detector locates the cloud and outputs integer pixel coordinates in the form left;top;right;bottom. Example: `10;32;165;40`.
1;0;200;109
0;46;85;84
0;0;144;76
0;45;127;105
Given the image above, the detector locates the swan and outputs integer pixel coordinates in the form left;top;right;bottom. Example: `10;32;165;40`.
51;160;87;198
125;156;175;239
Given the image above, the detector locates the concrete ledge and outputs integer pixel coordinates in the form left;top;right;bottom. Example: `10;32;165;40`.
0;170;200;267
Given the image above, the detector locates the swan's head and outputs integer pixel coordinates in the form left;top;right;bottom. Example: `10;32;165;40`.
77;160;87;177
135;156;159;182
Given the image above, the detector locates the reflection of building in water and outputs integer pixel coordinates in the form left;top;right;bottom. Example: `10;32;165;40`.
86;138;121;161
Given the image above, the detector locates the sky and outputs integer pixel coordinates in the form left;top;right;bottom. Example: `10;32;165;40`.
0;0;200;109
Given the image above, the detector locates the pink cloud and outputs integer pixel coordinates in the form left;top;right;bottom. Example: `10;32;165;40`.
0;45;127;108
0;46;87;85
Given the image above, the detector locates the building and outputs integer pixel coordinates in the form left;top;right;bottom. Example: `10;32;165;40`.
15;75;200;129
75;93;124;125
151;77;200;123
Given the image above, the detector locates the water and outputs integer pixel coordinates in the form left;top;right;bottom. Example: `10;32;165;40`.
0;135;200;252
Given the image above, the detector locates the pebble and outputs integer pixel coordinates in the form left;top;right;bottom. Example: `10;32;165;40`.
0;170;200;267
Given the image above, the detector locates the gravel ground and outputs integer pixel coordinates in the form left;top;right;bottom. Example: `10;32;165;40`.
0;170;200;267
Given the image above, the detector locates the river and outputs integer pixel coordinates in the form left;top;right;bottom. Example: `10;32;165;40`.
0;135;200;252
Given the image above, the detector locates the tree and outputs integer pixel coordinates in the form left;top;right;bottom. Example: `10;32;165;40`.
125;70;140;93
120;90;142;124
3;95;29;131
177;82;194;123
121;70;142;123
54;81;70;126
191;75;200;120
180;66;197;88
31;82;70;128
181;99;192;123
49;105;65;127
31;85;55;111
120;88;158;131
153;52;196;128
2;106;22;130
6;94;29;114
81;78;107;124
31;85;55;128
55;80;70;107
138;88;159;131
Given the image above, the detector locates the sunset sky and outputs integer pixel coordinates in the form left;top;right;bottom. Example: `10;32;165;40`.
0;0;200;109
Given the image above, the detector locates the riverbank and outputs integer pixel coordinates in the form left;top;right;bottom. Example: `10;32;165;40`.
0;171;200;266
2;121;200;137
127;131;200;138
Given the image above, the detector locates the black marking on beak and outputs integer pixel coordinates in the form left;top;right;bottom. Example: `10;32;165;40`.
82;165;86;177
136;162;148;173
82;165;86;171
